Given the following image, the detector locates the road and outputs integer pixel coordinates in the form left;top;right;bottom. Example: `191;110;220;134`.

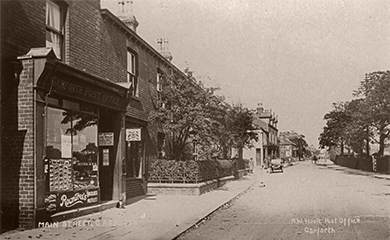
178;160;390;240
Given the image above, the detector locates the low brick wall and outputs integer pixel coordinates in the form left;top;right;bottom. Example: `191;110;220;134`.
235;169;248;179
148;176;234;196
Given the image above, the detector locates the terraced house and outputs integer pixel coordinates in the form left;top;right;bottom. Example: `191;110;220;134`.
0;0;188;232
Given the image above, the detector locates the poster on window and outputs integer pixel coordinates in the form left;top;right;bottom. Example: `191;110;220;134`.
126;128;141;141
103;148;109;166
61;135;72;158
98;132;114;146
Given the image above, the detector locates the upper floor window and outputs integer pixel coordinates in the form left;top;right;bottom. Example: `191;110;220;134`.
46;0;65;60
127;50;138;97
157;71;163;100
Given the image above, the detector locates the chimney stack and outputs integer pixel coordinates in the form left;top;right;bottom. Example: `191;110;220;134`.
157;38;173;62
256;103;264;114
117;0;139;33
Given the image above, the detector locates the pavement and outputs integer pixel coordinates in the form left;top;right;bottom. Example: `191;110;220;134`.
2;160;387;240
1;167;265;240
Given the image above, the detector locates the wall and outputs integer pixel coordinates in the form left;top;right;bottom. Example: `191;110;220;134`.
335;156;371;172
1;58;35;231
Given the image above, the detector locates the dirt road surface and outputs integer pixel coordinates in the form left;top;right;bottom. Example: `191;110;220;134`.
178;160;390;240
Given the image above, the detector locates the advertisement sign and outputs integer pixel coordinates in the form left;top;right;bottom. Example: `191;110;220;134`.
103;148;110;166
61;135;72;158
45;188;100;213
126;128;141;141
99;132;114;146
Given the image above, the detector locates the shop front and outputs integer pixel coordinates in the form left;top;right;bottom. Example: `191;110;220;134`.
31;52;131;223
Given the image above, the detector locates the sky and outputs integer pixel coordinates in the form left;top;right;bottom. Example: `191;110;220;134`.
101;0;390;147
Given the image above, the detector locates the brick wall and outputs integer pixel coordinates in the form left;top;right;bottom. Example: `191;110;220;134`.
126;178;146;199
1;59;35;230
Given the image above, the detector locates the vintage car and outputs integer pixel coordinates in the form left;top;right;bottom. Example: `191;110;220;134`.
269;158;283;173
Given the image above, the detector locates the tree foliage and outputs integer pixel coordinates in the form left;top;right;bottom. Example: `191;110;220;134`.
148;71;257;161
319;71;390;156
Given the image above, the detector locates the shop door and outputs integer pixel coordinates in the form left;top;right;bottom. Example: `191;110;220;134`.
99;147;114;201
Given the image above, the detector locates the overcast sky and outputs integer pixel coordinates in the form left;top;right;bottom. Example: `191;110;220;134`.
102;0;390;146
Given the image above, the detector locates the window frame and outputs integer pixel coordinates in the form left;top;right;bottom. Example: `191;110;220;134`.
45;0;67;60
127;49;138;97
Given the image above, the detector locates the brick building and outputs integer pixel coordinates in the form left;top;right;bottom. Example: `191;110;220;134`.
0;0;186;232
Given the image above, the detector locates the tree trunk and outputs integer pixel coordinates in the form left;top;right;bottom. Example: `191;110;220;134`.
340;142;344;156
366;127;370;156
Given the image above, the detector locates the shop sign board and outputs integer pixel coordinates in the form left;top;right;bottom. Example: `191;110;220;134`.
45;188;99;213
126;128;141;141
99;132;114;146
50;76;125;110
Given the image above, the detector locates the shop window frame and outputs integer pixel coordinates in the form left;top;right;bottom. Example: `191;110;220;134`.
44;96;100;193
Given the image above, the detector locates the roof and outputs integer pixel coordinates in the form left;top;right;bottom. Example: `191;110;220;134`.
279;137;296;146
100;9;187;79
252;114;268;132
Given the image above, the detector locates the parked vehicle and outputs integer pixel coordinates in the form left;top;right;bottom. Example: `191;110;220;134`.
269;158;283;173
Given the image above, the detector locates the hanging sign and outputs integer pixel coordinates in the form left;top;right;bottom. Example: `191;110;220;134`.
98;132;114;146
126;128;141;141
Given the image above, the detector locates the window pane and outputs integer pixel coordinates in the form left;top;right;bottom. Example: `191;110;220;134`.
46;108;73;192
71;113;98;190
46;1;61;31
127;51;136;75
46;31;62;59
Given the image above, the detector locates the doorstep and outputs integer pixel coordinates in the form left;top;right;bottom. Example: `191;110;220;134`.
50;200;118;223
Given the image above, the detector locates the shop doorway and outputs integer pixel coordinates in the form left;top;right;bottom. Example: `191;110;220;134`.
98;110;118;201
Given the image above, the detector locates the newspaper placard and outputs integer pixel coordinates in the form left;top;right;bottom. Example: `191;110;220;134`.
126;128;141;141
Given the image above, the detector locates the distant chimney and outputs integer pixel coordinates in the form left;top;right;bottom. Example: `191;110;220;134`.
117;0;139;33
157;38;173;62
256;103;264;114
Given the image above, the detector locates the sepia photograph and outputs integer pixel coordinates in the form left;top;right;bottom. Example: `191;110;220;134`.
0;0;389;239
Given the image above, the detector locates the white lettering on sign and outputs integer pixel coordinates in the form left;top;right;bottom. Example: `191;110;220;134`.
60;192;87;208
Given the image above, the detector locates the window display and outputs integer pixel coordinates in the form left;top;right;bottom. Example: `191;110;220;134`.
46;106;98;192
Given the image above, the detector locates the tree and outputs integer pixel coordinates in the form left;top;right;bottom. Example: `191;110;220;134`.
318;101;368;155
149;70;258;161
319;102;349;152
225;105;258;159
148;70;227;161
354;71;390;155
281;131;308;160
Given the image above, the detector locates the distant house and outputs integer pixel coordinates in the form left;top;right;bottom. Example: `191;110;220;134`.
243;104;279;167
243;113;268;166
279;137;296;159
256;104;279;160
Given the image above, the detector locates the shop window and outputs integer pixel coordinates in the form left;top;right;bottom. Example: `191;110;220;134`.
127;50;138;97
46;107;98;192
46;0;66;59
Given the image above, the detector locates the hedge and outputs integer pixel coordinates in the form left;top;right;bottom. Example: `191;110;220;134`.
148;159;234;183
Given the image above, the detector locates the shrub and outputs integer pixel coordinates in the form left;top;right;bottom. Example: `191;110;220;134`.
148;159;234;183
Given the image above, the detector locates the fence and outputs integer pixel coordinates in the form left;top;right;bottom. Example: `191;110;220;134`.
148;159;234;183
